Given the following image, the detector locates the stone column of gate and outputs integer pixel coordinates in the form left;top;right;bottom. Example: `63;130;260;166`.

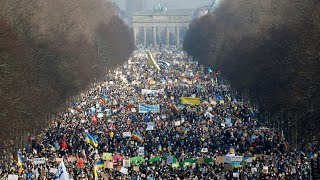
133;26;137;46
153;26;157;46
176;26;180;47
166;26;170;47
176;26;180;48
143;26;147;47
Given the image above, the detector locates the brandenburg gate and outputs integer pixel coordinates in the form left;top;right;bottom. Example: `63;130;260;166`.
131;12;190;47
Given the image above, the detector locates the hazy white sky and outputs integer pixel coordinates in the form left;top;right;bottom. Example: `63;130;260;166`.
113;0;212;10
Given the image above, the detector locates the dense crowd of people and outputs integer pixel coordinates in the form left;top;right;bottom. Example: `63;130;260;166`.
0;46;319;179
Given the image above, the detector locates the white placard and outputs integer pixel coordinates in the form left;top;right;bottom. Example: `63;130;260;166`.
49;168;58;174
123;132;132;138
33;158;46;165
97;113;104;118
123;160;131;167
8;175;18;180
138;147;145;155
131;108;136;113
233;173;240;178
120;167;128;174
224;155;243;164
201;148;208;153
146;122;155;131
174;121;181;126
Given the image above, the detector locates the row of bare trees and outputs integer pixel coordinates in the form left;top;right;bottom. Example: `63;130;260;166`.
184;0;320;148
0;0;134;158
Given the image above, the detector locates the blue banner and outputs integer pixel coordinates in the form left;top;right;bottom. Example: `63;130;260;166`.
139;104;160;113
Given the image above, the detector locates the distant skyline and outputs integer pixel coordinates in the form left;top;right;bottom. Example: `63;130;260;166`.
112;0;212;11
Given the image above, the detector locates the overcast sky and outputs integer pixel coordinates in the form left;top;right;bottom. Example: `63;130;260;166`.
113;0;212;10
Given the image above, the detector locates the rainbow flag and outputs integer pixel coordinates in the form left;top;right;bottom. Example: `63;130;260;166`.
17;150;23;167
168;103;178;112
132;130;144;143
230;115;237;120
96;160;104;168
100;95;108;105
73;106;83;113
85;133;98;147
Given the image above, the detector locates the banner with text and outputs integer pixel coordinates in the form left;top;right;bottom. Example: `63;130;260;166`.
139;104;160;113
181;97;201;105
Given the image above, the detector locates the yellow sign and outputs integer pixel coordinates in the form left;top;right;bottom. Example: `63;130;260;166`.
181;97;200;105
172;163;179;168
102;152;113;160
219;100;225;105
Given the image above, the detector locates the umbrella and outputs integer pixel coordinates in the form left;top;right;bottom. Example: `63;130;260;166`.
149;156;161;163
112;155;124;161
130;156;145;166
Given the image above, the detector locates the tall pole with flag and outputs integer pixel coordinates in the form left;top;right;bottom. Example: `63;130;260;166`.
54;160;69;180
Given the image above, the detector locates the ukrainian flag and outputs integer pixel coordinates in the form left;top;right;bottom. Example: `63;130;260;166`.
96;160;104;168
147;49;160;70
85;133;98;147
17;150;22;166
93;166;98;180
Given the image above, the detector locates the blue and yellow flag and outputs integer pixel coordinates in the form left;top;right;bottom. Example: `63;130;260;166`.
93;166;98;180
85;133;98;147
147;49;160;70
181;97;200;105
17;150;23;166
96;160;104;168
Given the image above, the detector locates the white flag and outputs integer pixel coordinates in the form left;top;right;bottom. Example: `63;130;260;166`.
54;160;69;180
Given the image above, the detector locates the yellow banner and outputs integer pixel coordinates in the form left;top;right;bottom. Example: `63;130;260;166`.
181;97;201;105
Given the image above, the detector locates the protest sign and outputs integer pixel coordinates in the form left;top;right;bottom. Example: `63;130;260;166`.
123;132;132;138
8;175;18;180
201;148;208;153
102;152;113;160
123;159;131;167
197;157;204;164
216;156;224;163
133;166;139;172
55;158;63;162
97;113;104;118
49;168;58;174
263;166;269;174
33;158;46;165
224;155;243;164
166;156;173;165
174;121;181;126
138;147;145;156
146;122;155;131
67;156;76;162
233;173;240;178
141;89;164;95
172;163;179;168
104;161;113;169
120;167;128;174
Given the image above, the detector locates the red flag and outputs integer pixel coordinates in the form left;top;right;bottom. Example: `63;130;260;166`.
128;103;134;110
92;115;97;123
